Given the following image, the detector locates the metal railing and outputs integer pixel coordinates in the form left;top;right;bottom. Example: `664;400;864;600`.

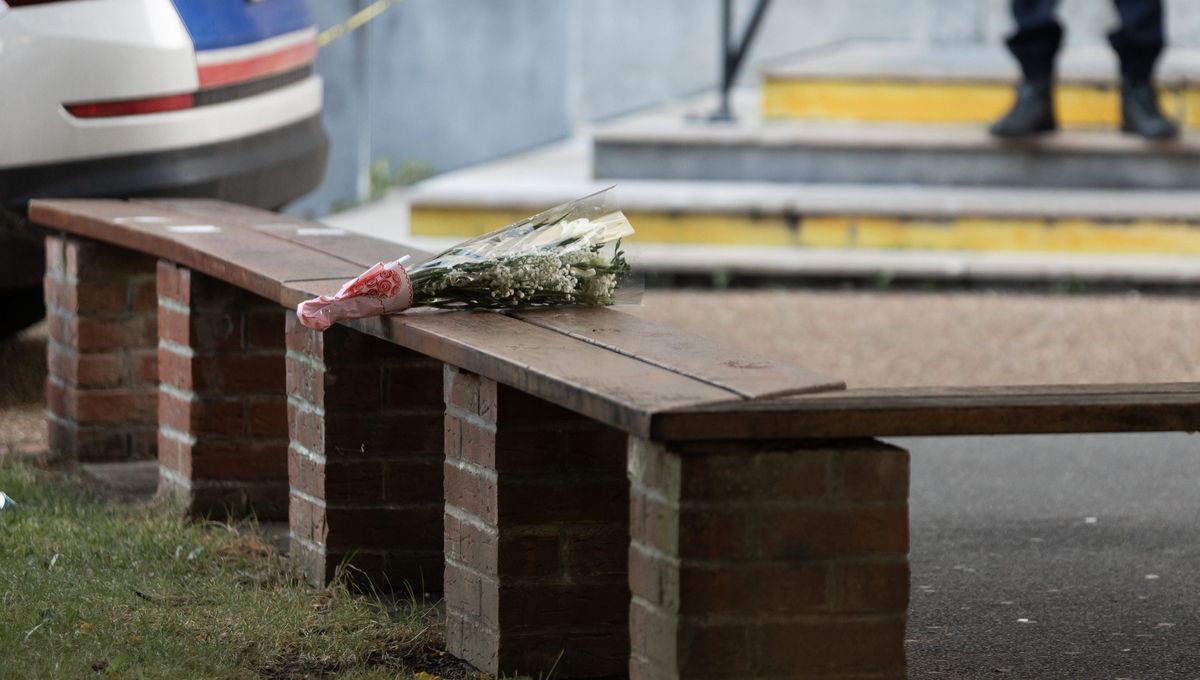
711;0;774;121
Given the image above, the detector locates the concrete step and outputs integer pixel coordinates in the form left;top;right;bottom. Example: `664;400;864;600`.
762;40;1200;129
592;119;1200;190
407;178;1200;255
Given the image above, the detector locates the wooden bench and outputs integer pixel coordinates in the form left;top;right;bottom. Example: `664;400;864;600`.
30;198;1200;680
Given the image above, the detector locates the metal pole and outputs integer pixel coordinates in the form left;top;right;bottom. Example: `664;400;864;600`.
713;0;734;122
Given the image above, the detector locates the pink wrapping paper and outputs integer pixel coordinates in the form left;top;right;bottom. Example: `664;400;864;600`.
296;259;414;331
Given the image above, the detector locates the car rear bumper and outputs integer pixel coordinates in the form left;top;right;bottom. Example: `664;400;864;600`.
0;115;328;210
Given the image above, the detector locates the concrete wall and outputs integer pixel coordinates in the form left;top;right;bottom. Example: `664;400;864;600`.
292;0;1200;217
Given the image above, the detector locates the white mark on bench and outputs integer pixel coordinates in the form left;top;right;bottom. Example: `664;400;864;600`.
1084;516;1098;524
115;216;170;224
168;225;221;234
296;227;347;237
1145;574;1161;580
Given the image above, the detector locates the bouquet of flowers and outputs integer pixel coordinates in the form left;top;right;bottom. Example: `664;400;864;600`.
296;189;633;331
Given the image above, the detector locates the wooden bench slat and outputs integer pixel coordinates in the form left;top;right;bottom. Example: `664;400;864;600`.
286;279;739;436
31;200;366;304
652;382;1200;441
149;200;842;402
510;307;843;399
146;199;434;269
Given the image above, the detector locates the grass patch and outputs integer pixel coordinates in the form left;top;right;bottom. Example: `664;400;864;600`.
0;459;478;679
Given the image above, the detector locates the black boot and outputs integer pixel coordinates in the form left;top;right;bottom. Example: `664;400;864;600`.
991;78;1056;138
1120;80;1178;140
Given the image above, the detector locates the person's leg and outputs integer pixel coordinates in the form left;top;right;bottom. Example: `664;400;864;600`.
992;0;1062;137
1110;0;1164;81
1110;0;1177;139
1007;0;1064;81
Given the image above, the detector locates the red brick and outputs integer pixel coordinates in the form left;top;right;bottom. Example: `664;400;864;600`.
157;304;190;346
289;492;326;544
288;404;325;453
193;354;284;393
460;417;497;468
445;563;486;619
66;239;152;279
381;460;443;503
447;514;498;574
248;399;288;437
129;274;159;312
287;449;323;497
74;315;157;351
45;236;64;273
675;623;754;677
564;529;629;578
46;308;72;346
496;534;560;579
384;363;444;407
496;384;577;427
324;506;442;550
681;450;828;501
757;619;906;675
285;314;321;355
501;476;627;526
445;366;482;416
48;344;122;389
566;428;627;471
493;428;564;472
838;446;910;501
244;310;284;349
679;563;828;617
498;582;628;628
444;415;462;459
74;388;157;424
131;350;158;387
832;560;911;613
44;277;130;314
757;506;909;559
157;346;193;392
324;366;383;412
444;461;497;525
189;441;288;482
191;311;242;351
285;355;323;406
325;412;443;457
156;260;189;304
159;393;246;437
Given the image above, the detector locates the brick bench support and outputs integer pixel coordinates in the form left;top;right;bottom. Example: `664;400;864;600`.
155;261;290;518
443;366;630;679
285;317;445;592
44;235;159;461
628;438;911;680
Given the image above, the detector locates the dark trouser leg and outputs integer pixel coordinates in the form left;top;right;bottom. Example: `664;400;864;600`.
1110;0;1165;82
1007;0;1063;81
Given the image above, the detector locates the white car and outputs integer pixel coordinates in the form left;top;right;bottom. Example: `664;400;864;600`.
0;0;328;334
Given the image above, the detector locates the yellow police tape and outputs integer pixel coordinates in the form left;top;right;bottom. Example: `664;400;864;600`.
317;0;402;48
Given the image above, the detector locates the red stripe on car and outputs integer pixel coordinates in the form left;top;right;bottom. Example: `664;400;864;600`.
198;41;317;89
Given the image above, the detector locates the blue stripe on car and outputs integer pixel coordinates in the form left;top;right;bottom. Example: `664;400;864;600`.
171;0;313;51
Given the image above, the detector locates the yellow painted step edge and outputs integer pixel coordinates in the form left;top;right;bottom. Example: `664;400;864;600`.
412;207;1200;255
761;78;1196;128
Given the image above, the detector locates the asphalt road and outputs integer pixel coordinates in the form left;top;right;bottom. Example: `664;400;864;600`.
900;433;1200;679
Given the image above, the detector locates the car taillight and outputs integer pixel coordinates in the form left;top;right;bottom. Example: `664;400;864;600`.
65;93;195;119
